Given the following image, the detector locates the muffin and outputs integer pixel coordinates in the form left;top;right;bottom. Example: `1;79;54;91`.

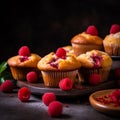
71;25;103;56
77;50;112;84
37;47;81;87
103;24;120;56
62;45;75;56
7;46;41;81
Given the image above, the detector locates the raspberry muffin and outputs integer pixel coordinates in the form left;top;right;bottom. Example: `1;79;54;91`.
7;46;41;81
71;25;103;56
37;47;81;87
62;45;75;56
77;50;112;84
103;24;120;56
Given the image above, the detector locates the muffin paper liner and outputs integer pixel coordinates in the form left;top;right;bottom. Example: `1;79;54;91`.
10;66;40;81
79;66;111;84
103;42;120;56
41;70;78;87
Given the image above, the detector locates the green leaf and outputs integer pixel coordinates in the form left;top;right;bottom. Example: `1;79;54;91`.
0;77;5;84
0;61;7;75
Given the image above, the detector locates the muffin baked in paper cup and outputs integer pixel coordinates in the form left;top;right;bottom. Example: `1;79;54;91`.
41;69;78;87
71;43;102;56
79;66;111;84
103;42;120;56
9;67;40;81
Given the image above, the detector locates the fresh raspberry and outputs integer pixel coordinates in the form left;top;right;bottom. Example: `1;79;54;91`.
86;25;98;36
18;46;31;56
56;48;66;59
18;87;31;102
59;77;73;91
26;71;38;83
89;74;101;86
42;92;56;106
48;101;63;117
114;67;120;79
109;89;120;106
0;80;14;93
110;24;120;34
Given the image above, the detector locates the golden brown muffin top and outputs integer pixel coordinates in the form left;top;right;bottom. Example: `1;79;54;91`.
37;52;81;71
71;32;103;45
62;45;75;56
7;53;41;68
103;32;120;44
77;50;112;68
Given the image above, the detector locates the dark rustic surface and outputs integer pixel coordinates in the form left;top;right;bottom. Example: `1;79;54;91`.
0;88;120;120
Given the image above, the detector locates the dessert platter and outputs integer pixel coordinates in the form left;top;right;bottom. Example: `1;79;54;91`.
89;89;120;117
17;79;117;98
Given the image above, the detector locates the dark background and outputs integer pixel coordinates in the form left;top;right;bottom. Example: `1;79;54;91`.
1;0;120;62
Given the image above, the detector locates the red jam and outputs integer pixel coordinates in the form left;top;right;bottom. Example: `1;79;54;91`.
91;55;102;68
19;56;29;62
95;89;120;107
48;58;59;69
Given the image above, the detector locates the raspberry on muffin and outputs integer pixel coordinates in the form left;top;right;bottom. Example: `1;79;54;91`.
7;45;41;81
37;47;81;87
103;24;120;56
71;25;103;56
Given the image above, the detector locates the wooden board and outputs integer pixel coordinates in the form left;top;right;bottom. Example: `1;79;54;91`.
17;80;117;98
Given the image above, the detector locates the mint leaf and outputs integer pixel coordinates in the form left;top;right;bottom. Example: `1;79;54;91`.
0;61;7;74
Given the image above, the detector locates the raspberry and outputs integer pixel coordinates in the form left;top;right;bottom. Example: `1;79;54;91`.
0;80;14;93
26;71;38;83
89;74;101;86
56;48;66;59
48;101;63;117
59;77;73;91
86;25;98;36
114;67;120;79
109;89;120;105
110;24;120;34
42;92;56;106
18;46;31;56
18;87;31;102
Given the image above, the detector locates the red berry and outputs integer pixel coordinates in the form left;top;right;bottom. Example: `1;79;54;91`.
110;24;120;34
114;68;120;79
26;71;38;83
109;89;120;105
89;74;101;86
42;92;56;106
18;87;31;102
59;77;73;91
0;80;14;93
48;101;63;117
56;48;66;59
86;25;98;36
18;46;31;56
